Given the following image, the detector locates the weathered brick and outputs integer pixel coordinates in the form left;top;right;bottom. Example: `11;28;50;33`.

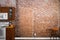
0;0;60;37
16;0;60;37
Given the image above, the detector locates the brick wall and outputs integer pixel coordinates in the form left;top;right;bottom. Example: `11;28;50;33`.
0;0;16;7
16;0;60;37
0;0;60;37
